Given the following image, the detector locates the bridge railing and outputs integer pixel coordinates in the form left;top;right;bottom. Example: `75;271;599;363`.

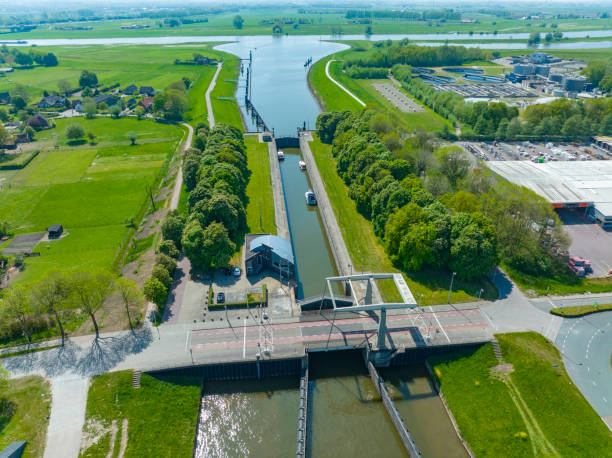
296;356;309;458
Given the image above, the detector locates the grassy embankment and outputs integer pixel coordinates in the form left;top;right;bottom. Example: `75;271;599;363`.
210;55;244;130
504;265;612;297
310;50;451;132
430;332;612;457
0;376;51;458
80;371;201;457
7;10;612;40
309;135;496;305
244;135;276;234
0;117;183;287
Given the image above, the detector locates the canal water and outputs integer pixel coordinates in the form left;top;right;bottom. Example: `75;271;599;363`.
194;377;299;458
280;149;336;299
381;365;470;458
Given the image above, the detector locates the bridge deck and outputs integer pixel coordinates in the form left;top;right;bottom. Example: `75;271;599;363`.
187;307;492;366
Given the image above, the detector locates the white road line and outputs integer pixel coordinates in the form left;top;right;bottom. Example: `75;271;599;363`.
325;59;366;107
184;331;190;352
243;319;247;358
429;307;451;343
480;309;497;330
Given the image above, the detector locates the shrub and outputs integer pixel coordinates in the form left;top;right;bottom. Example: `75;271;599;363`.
155;253;177;276
158;240;180;259
151;264;172;289
143;277;167;307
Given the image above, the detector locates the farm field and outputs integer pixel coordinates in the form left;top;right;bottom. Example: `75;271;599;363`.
0;44;226;115
0;117;184;285
5;10;612;40
308;134;497;305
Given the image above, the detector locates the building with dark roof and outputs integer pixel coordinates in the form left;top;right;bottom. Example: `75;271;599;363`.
244;233;294;277
124;84;138;95
48;224;63;238
139;86;155;96
38;94;67;109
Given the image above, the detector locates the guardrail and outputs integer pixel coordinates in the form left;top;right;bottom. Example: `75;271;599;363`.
296;356;309;458
366;360;422;457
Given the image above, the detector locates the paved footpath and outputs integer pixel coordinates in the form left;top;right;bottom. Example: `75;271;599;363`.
266;135;290;240
325;59;365;107
44;376;89;458
205;62;223;128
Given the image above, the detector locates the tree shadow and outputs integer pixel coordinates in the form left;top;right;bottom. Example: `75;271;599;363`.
2;327;154;378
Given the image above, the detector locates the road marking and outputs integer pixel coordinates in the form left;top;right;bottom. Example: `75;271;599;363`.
184;331;190;352
480;309;497;330
429;307;451;343
243;319;247;358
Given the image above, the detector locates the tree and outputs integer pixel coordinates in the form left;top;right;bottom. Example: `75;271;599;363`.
58;79;71;95
527;31;540;45
506;117;522;139
0;124;9;146
152;264;173;289
66;123;85;140
134;106;145;120
70;270;114;339
544;32;553;43
450;222;496;280
79;70;98;88
12;95;26;111
181;219;206;268
582;60;608;87
115;278;143;331
109;105;121;118
159;239;180;259
365;25;372;36
161;214;185;247
0;286;34;344
83;100;97;119
0;107;9;122
87;131;96;144
15;52;33;66
143;277;167;307
436;146;470;188
43;52;58;67
233;15;244;29
31;272;72;345
201;222;234;270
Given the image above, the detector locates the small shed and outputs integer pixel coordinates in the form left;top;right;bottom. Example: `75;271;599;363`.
245;234;294;278
47;224;63;238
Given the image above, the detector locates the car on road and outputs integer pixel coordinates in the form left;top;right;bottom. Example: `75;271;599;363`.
233;266;241;277
217;292;225;303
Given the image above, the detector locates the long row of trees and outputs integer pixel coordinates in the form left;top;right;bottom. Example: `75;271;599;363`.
317;109;569;279
180;123;247;271
345;42;489;69
0;270;143;345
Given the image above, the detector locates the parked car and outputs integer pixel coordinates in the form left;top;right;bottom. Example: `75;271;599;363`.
569;256;592;274
568;263;586;278
217;292;225;303
233;266;241;277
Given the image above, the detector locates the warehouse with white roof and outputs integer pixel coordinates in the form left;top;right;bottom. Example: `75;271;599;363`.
487;160;612;228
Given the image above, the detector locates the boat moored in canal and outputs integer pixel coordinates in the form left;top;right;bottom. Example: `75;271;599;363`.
305;190;317;205
299;160;306;170
277;150;285;160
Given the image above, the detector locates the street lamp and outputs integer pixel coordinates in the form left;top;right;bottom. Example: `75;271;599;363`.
447;272;456;304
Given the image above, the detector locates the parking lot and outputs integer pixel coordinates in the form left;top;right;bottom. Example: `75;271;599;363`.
558;209;612;278
464;141;612;163
431;82;533;98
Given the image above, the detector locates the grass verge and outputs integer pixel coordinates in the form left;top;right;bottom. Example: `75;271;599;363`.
497;332;612;456
80;370;201;457
0;376;51;458
550;303;612;317
429;344;531;457
245;135;276;234
309;134;496;305
211;56;243;130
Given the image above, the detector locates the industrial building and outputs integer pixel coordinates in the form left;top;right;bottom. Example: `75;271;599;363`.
244;233;295;277
487;161;612;228
562;75;587;92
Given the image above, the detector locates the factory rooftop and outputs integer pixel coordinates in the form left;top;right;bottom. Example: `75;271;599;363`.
487;160;612;225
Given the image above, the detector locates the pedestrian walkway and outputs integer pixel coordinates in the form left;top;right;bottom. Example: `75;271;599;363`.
44;376;89;458
206;62;223;128
325;59;365;107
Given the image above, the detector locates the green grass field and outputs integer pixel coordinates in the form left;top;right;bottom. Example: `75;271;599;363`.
0;44;230;103
309;50;450;132
0;376;51;458
211;56;244;130
0;117;183;285
497;333;612;456
244;135;276;234
6;9;612;40
309;134;496;305
429;344;532;457
80;371;201;457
